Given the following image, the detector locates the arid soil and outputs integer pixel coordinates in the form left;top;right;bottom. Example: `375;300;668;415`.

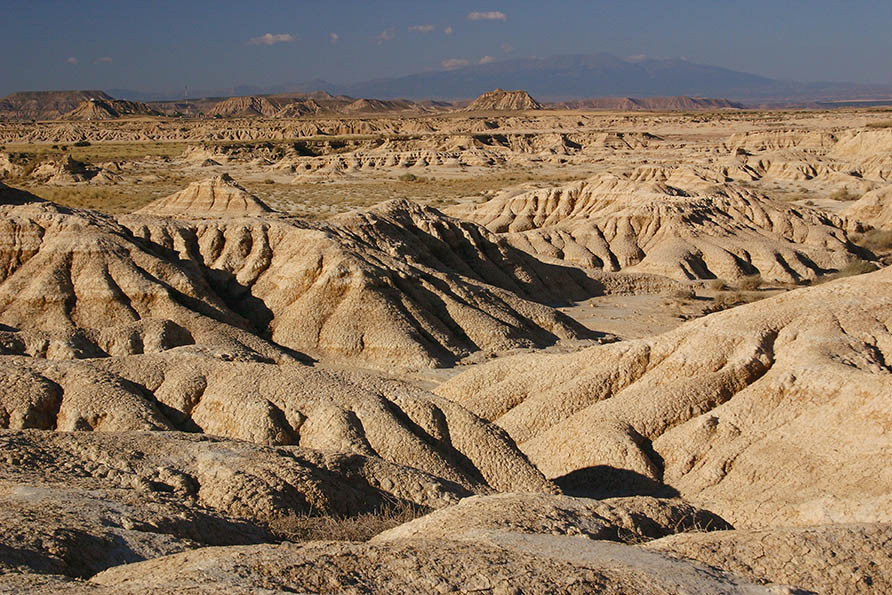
0;104;890;592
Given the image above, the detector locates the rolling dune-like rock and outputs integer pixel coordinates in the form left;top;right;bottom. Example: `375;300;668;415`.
0;350;555;495
437;267;892;527
449;172;859;282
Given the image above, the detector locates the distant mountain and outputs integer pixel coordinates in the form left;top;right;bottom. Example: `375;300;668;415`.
331;53;892;102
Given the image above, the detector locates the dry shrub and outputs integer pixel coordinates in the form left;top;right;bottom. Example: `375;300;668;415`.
268;502;426;543
706;278;727;291
851;229;892;253
829;188;860;202
737;274;763;291
811;259;879;285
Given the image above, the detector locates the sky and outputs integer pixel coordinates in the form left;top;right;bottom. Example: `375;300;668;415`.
2;0;891;97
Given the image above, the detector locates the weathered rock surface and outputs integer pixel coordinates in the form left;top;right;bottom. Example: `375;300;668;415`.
450;172;860;282
437;267;892;527
0;352;554;494
373;493;732;543
648;523;892;594
85;535;773;594
846;184;892;230
124;196;600;367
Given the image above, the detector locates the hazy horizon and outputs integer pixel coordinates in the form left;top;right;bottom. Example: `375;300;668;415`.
3;0;892;98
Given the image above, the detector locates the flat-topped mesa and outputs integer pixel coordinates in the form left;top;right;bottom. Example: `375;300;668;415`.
136;174;273;218
467;88;543;111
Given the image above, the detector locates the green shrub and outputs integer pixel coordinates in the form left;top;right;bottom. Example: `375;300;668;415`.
73;140;91;147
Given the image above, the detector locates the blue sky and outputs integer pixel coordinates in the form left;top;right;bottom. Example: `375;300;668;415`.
2;0;891;96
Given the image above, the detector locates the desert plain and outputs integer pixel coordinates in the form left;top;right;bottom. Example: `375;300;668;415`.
0;89;890;593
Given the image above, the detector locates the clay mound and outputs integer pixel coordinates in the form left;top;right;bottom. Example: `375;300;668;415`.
206;96;280;118
437;267;892;527
86;534;769;593
373;493;731;543
123;198;599;368
450;172;859;282
60;99;161;120
135;174;272;218
647;524;892;594
845;185;892;230
0;192;286;361
467;88;543;111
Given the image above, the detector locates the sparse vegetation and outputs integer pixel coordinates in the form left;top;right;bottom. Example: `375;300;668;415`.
737;274;763;291
72;140;92;147
865;120;892;128
829;188;859;201
811;259;879;284
398;173;423;182
850;229;892;254
706;278;727;291
268;502;425;542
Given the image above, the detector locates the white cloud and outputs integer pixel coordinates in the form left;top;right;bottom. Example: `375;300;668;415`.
500;42;514;54
65;57;78;64
248;33;296;46
467;11;507;21
441;58;470;70
443;26;454;35
376;28;396;44
329;32;339;44
479;55;496;64
409;24;434;33
94;56;113;64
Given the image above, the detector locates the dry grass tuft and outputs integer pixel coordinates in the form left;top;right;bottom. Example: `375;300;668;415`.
737;274;763;291
268;502;427;543
811;259;879;284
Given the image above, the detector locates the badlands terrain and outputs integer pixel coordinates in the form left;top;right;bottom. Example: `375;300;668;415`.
0;90;890;592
